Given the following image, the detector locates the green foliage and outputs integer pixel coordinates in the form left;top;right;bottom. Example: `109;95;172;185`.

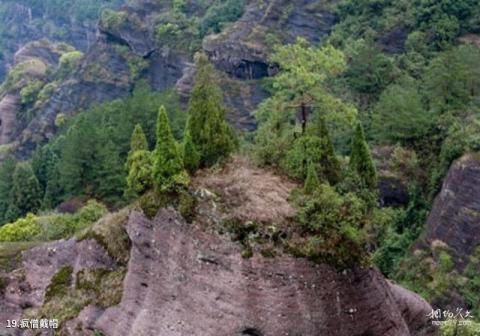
270;37;347;102
0;214;41;242
94;140;125;205
440;320;480;336
36;82;184;206
126;125;152;196
200;0;246;35
101;9;128;29
345;39;397;95
373;77;434;145
6;162;42;222
44;266;73;301
0;58;47;92
58;51;84;78
153;106;187;192
187;53;234;167
293;184;369;269
153;0;246;54
178;191;196;223
350;123;377;191
0;200;106;242
424;45;480;111
182;129;200;173
0;156;16;225
20;80;44;107
126;150;153;196
254;39;356;167
304;161;320;194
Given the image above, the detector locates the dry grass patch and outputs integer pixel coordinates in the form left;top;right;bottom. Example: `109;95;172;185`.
194;155;299;224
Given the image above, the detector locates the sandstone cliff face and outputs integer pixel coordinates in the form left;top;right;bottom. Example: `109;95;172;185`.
0;207;437;336
423;154;480;270
96;209;435;336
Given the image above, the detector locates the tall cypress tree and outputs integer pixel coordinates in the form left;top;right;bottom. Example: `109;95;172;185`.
314;115;341;184
304;161;320;194
187;53;234;167
350;122;377;190
153;106;186;191
0;156;16;225
94;139;125;204
126;124;152;196
126;124;149;171
182;128;200;173
5;162;42;223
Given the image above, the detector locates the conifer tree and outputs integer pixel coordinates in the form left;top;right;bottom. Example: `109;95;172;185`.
187;53;234;167
0;156;16;225
5;162;42;222
126;124;153;195
126;124;149;170
182;128;200;173
94;139;125;204
304;161;320;194
153;106;186;191
42;163;63;210
314;115;341;184
350;122;377;190
126;150;153;195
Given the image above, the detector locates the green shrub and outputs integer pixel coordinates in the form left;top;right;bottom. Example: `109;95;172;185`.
294;184;369;269
0;214;41;242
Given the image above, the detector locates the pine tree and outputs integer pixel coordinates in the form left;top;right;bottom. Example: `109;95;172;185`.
94;139;125;204
350;122;377;190
304;161;320;194
42;163;63;210
126;124;153;196
153;106;186;191
314;115;341;184
5;162;42;222
187;53;234;167
0;156;16;225
126;150;153;195
182;128;200;173
126;124;149;171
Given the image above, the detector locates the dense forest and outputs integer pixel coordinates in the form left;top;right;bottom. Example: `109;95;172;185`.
0;0;480;335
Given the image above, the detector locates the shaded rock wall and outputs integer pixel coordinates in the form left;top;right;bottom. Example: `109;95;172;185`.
422;154;480;270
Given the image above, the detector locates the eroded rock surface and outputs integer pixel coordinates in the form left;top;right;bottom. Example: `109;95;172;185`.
423;154;480;270
94;209;435;336
0;206;437;336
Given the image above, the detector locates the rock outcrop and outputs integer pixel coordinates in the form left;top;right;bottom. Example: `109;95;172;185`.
203;0;336;80
0;205;437;336
423;154;480;270
96;209;435;336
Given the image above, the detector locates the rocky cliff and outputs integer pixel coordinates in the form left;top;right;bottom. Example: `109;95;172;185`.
3;0;339;159
0;1;124;81
0;207;437;336
423;154;480;270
